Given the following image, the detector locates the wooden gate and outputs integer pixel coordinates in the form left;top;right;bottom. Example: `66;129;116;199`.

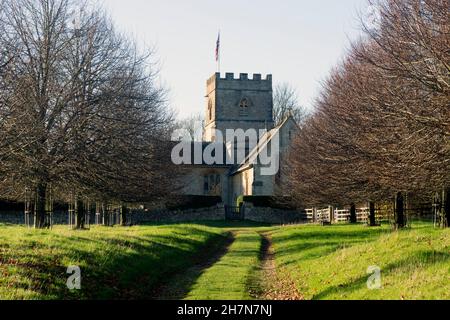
225;205;245;221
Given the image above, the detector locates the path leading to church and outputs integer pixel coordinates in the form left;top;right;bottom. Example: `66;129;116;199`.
152;228;303;300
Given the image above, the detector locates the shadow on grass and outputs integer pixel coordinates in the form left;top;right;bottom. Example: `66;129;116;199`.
139;220;273;229
1;225;230;300
151;232;235;300
274;225;388;266
312;250;450;300
81;232;230;299
3;234;206;299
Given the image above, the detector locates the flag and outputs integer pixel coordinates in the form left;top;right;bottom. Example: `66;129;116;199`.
215;32;220;62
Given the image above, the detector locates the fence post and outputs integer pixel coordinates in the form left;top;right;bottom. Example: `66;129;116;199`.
444;188;450;228
350;204;357;223
395;192;405;229
368;202;376;226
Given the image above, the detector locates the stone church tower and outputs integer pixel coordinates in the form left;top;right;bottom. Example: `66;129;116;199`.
178;72;298;205
203;73;274;142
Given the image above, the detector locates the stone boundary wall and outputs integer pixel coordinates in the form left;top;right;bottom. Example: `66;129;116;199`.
0;206;226;225
0;211;70;225
1;204;308;225
131;206;225;224
243;203;307;224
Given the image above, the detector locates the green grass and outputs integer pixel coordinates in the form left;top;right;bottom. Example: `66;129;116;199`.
0;221;448;300
185;230;261;300
0;223;226;300
270;222;450;300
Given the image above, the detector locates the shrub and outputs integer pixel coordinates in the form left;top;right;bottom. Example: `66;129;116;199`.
165;196;222;211
241;196;298;210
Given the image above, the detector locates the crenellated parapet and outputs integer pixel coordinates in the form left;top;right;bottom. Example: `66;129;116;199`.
207;72;272;95
204;71;274;142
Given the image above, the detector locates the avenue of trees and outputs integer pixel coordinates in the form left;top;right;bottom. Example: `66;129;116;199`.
285;0;449;228
0;0;178;228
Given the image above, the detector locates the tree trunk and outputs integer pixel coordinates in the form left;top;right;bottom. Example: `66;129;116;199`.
350;204;357;223
102;203;110;226
120;205;128;226
75;199;85;229
368;202;376;227
395;192;405;229
443;187;449;228
34;182;47;229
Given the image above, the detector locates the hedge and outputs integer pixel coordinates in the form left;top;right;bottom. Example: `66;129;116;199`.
165;196;222;210
237;195;298;210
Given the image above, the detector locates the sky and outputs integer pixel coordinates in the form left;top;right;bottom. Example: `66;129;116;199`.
100;0;368;119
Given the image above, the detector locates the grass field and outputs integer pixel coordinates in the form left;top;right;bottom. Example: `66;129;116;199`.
270;222;450;300
185;231;261;300
0;221;448;300
0;223;226;299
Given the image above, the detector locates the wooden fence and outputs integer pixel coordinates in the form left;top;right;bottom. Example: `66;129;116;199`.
305;207;369;223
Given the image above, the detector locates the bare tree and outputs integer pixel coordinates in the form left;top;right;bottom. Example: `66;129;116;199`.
273;83;309;126
357;0;449;227
285;0;449;228
0;0;177;228
174;113;204;141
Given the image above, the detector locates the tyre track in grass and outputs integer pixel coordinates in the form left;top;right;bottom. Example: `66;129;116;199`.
249;232;304;300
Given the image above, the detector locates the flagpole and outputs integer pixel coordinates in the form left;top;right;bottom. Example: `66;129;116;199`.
217;30;221;73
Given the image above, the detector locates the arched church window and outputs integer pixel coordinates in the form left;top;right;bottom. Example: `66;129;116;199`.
208;99;213;120
204;173;222;195
240;98;249;108
239;98;249;116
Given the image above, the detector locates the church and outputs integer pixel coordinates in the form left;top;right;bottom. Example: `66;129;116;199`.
178;72;298;206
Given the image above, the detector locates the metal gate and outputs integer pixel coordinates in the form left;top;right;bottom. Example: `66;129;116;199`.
225;205;245;221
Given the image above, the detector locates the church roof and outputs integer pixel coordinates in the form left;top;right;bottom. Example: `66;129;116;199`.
230;115;297;176
171;115;298;173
